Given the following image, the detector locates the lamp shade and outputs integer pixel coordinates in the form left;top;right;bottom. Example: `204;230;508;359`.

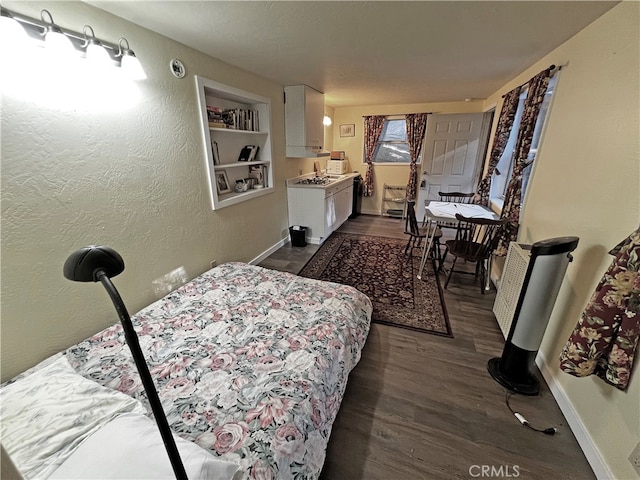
45;28;75;56
83;26;112;69
121;52;146;80
40;9;75;58
0;12;28;45
63;245;124;282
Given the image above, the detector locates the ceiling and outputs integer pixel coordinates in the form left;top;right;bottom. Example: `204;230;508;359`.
88;1;618;107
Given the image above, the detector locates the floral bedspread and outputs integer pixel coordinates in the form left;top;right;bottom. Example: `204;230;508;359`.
65;262;372;480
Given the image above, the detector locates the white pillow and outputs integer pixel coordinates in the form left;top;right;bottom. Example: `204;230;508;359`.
49;413;240;480
0;356;146;479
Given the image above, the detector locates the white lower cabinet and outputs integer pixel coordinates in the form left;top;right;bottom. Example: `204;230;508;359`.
332;183;353;231
324;193;335;236
287;178;353;244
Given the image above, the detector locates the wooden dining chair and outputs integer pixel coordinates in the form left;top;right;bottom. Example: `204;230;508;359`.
438;191;475;204
440;213;507;294
404;201;442;264
435;191;476;233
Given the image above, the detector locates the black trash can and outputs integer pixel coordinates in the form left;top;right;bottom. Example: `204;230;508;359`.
289;226;307;247
350;174;363;219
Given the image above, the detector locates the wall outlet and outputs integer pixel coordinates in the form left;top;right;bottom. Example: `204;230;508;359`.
210;260;217;268
630;441;640;475
152;266;187;297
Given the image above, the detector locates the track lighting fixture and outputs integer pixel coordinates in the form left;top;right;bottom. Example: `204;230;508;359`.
0;6;146;80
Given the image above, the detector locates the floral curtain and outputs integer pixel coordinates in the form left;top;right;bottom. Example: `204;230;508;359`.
362;115;386;197
475;87;522;206
559;225;640;391
405;113;429;202
495;68;552;255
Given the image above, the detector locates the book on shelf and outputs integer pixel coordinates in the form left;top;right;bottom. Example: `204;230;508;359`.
206;106;223;117
238;145;258;162
212;107;260;131
211;140;220;165
206;106;225;128
248;145;259;162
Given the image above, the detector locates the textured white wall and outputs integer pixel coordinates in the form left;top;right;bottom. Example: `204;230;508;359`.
0;1;303;381
483;4;639;479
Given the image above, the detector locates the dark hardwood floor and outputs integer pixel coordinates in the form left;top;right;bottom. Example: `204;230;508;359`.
259;215;595;480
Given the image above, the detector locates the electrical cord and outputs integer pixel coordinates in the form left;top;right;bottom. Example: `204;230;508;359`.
505;391;557;435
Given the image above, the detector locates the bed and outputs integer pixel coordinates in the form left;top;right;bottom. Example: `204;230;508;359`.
1;262;372;479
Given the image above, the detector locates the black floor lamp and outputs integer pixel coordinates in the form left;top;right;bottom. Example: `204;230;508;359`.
64;245;187;480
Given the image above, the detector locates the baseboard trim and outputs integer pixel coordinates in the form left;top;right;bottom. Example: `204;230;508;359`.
535;353;613;480
249;236;288;265
360;209;407;219
361;208;381;216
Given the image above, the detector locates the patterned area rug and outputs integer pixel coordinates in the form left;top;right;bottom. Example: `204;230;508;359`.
299;233;452;337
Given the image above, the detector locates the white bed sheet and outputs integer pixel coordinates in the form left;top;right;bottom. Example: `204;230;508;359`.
0;356;146;479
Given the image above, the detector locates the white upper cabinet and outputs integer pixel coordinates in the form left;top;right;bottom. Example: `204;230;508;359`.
195;76;274;210
284;85;329;158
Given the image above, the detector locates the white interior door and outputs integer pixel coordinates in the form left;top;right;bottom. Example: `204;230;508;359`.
417;113;487;220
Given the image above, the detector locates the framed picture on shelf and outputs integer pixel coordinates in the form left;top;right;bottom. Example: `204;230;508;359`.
248;164;265;187
339;124;355;137
215;170;231;194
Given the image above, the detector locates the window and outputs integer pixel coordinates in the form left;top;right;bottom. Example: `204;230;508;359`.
371;118;417;164
489;75;557;211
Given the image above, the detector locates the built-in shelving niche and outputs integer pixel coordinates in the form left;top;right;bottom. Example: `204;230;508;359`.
195;76;274;210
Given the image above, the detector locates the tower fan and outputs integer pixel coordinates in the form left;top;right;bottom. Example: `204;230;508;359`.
488;236;579;395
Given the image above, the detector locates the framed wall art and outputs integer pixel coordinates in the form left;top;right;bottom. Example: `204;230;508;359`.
339;124;355;137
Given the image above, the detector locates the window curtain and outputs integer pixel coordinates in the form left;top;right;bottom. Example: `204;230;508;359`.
495;68;552;255
405;113;429;202
362;115;386;197
559;224;640;391
475;87;522;206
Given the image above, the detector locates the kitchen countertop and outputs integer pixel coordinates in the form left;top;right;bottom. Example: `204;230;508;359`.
286;172;359;189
